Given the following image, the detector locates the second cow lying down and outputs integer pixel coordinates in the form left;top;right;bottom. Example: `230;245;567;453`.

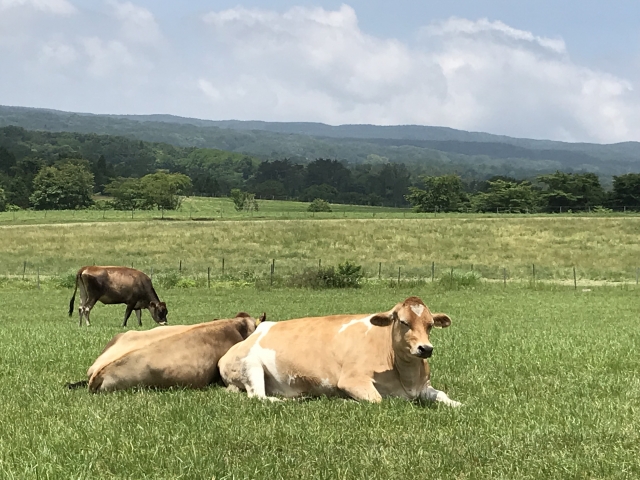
79;312;265;392
220;296;462;407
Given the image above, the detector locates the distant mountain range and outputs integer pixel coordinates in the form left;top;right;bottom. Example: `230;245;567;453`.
1;104;639;178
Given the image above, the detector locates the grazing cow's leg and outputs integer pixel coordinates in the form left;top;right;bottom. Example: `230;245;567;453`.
135;309;142;326
122;305;134;327
420;386;462;407
84;307;92;327
78;306;84;327
337;376;382;403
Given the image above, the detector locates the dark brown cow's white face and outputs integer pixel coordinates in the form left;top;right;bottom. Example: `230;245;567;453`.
149;301;168;325
371;297;451;360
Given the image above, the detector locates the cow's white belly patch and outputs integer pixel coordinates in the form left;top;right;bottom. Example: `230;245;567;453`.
338;315;374;334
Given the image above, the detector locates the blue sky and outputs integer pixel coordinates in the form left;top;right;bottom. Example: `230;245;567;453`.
1;0;639;143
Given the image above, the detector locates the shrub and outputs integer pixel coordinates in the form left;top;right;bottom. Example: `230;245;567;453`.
289;261;363;289
438;270;482;289
308;198;332;212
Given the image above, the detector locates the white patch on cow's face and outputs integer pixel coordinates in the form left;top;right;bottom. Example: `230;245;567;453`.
338;315;374;334
410;304;425;317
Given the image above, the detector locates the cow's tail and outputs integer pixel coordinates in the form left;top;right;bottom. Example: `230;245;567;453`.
66;380;88;389
69;270;81;317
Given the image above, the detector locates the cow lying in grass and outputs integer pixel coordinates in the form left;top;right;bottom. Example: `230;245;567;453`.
67;312;265;392
219;297;461;406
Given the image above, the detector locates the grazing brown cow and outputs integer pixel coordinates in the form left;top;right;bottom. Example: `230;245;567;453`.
69;266;168;327
68;312;266;393
219;297;461;406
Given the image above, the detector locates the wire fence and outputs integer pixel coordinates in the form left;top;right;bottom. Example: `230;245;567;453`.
3;259;640;291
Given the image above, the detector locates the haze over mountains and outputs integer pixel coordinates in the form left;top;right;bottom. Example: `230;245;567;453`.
1;105;639;180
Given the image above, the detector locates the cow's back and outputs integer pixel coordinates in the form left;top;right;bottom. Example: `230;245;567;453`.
88;319;249;392
80;266;152;305
219;314;394;398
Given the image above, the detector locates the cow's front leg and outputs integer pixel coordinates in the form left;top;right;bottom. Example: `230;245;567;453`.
420;386;462;407
84;307;91;327
338;376;382;403
122;305;134;327
135;309;142;326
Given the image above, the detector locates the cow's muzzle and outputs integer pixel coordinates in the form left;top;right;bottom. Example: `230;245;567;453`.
414;345;433;358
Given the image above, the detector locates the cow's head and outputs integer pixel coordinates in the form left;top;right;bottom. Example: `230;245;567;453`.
149;301;168;325
370;296;451;360
234;312;267;338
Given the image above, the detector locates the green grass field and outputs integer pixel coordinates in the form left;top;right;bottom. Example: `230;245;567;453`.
2;209;640;282
2;201;639;477
1;284;639;479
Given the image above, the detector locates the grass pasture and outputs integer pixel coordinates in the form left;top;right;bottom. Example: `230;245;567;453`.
2;214;640;283
1;285;639;479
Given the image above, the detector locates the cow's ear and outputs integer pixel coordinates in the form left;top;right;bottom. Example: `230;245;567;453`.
370;309;397;327
256;312;266;326
432;313;452;328
149;301;158;308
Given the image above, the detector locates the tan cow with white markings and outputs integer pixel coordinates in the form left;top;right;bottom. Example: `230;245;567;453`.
68;312;265;392
219;296;461;406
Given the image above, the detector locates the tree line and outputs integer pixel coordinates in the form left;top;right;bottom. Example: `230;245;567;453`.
1;125;640;212
406;172;640;212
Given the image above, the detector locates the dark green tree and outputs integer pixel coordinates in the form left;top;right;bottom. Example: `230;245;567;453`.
0;186;6;211
29;160;95;210
405;174;468;212
104;177;145;210
536;171;604;210
472;180;541;213
139;172;192;210
610;173;640;209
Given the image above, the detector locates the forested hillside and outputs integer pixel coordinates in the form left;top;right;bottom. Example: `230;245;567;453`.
2;125;640;214
2;105;639;178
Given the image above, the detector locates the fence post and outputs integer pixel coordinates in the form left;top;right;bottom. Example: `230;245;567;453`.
532;264;536;284
431;262;435;282
150;267;153;281
573;267;577;290
397;267;401;287
378;262;382;279
319;259;322;270
222;257;225;275
23;261;26;280
131;209;134;219
179;260;182;273
207;267;211;289
503;268;507;287
271;259;275;285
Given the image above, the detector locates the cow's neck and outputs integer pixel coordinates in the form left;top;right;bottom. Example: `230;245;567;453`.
392;353;428;398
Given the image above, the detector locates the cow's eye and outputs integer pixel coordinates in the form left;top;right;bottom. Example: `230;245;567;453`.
399;319;409;327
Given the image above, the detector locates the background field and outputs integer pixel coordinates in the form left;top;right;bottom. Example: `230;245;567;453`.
1;285;639;479
2;200;640;282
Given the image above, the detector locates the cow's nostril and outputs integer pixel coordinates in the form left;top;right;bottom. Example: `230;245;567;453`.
417;345;433;357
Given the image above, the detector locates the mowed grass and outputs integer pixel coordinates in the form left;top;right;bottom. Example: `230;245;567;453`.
0;285;639;479
0;197;411;226
2;215;640;281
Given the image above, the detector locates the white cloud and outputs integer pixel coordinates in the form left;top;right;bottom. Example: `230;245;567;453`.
39;39;77;66
108;0;161;45
0;3;639;143
0;0;76;15
196;8;639;142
